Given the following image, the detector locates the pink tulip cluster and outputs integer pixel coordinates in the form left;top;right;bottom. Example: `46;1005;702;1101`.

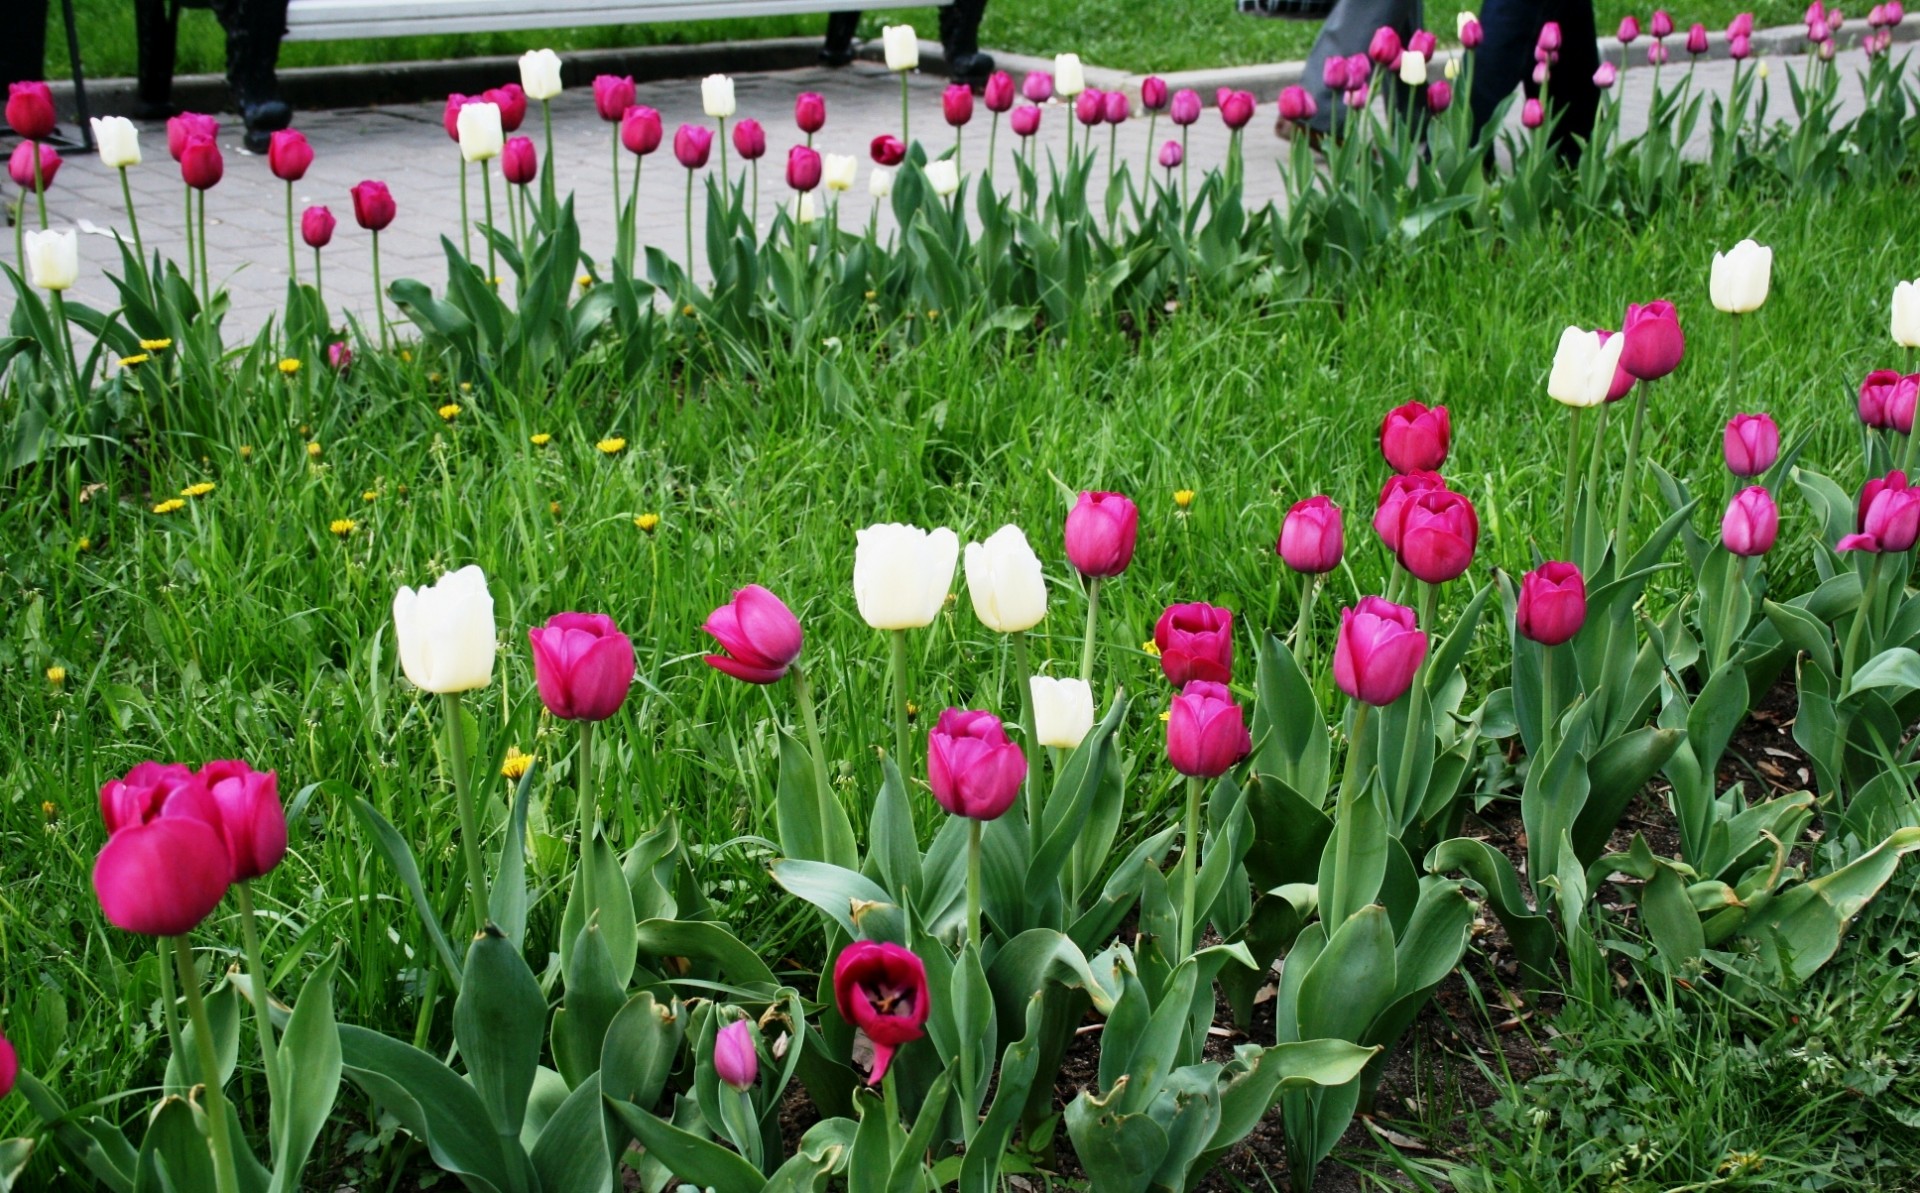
1865;3;1902;51
1839;471;1920;553
4;84;62;196
92;759;286;938
1859;369;1920;432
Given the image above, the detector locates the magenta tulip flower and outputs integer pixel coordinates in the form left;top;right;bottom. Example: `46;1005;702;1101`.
350;179;396;230
1022;71;1055;103
1374;471;1447;551
622;106;664;156
870;134;907;165
100;761;220;835
1651;9;1676;37
1334;596;1429;706
786;145;822;192
1278;84;1317;123
673;124;713;169
268;129;313;182
1686;22;1710;53
443;92;475;141
1594;62;1620;88
1075;89;1105;126
327;340;352;372
984;71;1016;112
1278;496;1344;574
1729;32;1753;57
944;84;976;127
1166;681;1251;778
1323;57;1354;91
1369;25;1405;65
1729;11;1755;36
1155;602;1234;686
702;585;803;684
301;204;336;248
1846;471;1920;552
795;91;827;135
833;942;929;1085
1170;89;1203;125
93;816;233;936
1140;75;1169;111
1724;413;1780;476
927;709;1027;821
200;760;287;882
1380;401;1450;473
1064;490;1140;577
1010;106;1042;137
1859;369;1908;429
1219;90;1257;129
1516;561;1587;645
7;142;58;190
593;75;636;122
0;1028;15;1099
502;136;538;185
1409;28;1438;58
1395;489;1480;584
1522;98;1546;128
714;1019;759;1091
1618;14;1641;42
1722;486;1779;556
485;83;528;132
731;117;766;161
529;612;637;721
5;81;56;141
1619;300;1685;380
1099;90;1127;124
166;112;218;162
181;136;223;190
1158;140;1183;169
1428;79;1454;111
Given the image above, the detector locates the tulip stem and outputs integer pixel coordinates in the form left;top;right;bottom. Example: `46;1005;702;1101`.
442;691;490;937
313;248;324;315
1012;630;1040;828
480;163;498;289
628;157;645;277
1842;554;1883;689
120;168;147;288
1540;644;1557;757
183;182;197;298
889;630;912;778
792;665;840;855
1562;407;1584;553
1615;388;1650;560
32;150;47;229
1582;405;1611;574
156;937;185;1065
459;159;473;263
967;818;983;950
1177;775;1204;958
1325;703;1374;930
172;937;242;1193
900;72;911;148
717;117;730;209
684;169;696;291
370;230;388;350
1079;577;1102;686
50;292;85;408
988;113;999;178
1292;576;1320;670
611;126;622;246
577;718;598;849
541;99;557;216
197;190;212;313
235;880;286;1163
1725;313;1743;420
284;180;298;285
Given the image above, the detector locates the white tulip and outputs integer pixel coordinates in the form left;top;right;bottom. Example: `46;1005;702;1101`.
1445;56;1461;79
457;101;503;163
1055;53;1086;97
964;525;1048;633
1546;326;1625;408
1710;239;1772;314
1399;52;1428;85
25;229;77;292
790;192;817;225
519;49;564;101
855;523;959;630
925;159;960;197
869;167;895;198
883;25;920;72
1030;676;1095;749
822;153;858;192
1456;10;1479;36
702;74;736;119
91;116;141;168
392;565;497;693
1894;279;1920;348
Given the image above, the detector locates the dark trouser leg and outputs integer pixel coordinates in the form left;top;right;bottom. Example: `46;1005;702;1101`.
1544;0;1599;156
0;0;50;90
134;0;179;119
939;0;993;86
1471;0;1600;161
218;0;292;151
821;11;860;66
1302;0;1422;135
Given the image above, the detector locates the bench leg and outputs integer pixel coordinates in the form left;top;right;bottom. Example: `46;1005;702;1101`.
216;0;292;151
940;0;993;86
820;11;861;67
133;0;179;119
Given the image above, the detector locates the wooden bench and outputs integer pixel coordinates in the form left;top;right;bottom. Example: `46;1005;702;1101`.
133;0;986;151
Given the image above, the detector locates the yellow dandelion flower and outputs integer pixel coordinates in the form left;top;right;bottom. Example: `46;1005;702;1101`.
307;442;322;458
1158;709;1172;722
1142;639;1162;658
905;701;921;721
239;445;253;459
399;350;413;363
152;498;186;515
864;289;877;300
329;518;356;537
926;309;940;320
118;353;150;368
577;274;593;288
139;337;172;352
459;381;472;393
530;433;552;446
181;482;216;498
278;358;302;375
358;490;375;504
596;438;627;455
438;403;462;421
397;484;409;496
41;800;56;818
1174;489;1195;509
634;513;660;533
549;501;561;516
681;304;696;317
501;746;533;780
75;536;91;552
428;373;442;384
46;666;66;685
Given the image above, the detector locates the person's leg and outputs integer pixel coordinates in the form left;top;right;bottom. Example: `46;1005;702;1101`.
0;0;49;90
821;12;860;67
939;0;994;86
218;0;292;152
1468;0;1543;139
1303;0;1421;134
1545;0;1600;157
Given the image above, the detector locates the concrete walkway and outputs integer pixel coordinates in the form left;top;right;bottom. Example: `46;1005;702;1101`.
1;41;1904;341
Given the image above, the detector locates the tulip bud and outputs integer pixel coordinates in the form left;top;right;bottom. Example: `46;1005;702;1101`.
1335;596;1428;706
24;228;77;291
530;612;635;721
350;180;396;231
1399;51;1428;85
925;159;960;196
1278;85;1317;123
674;124;713;169
1457;10;1480;37
1170;88;1203;125
1532;61;1550;84
1522;98;1545;128
1893;279;1920;348
1395;489;1479;584
92;115;142;169
1379;401;1450;472
93;815;232;936
1855;471;1920;551
267;128;314;181
1022;71;1055;103
486;84;528;132
787;145;822;192
1166;681;1251;779
1102;90;1130;124
0;1029;15;1100
1155;602;1234;686
701;74;736;119
519;48;564;101
1445;57;1461;79
1686;22;1710;53
1369;25;1404;66
1729;11;1756;36
1724;413;1780;476
181;135;223;190
1461;17;1485;48
1158;140;1183;169
1075;89;1105;126
167;112;218;162
1516;561;1587;645
1030;676;1095;749
302;204;336;248
884;25;921;72
1721;486;1778;556
200;760;287;882
1619;300;1685;380
1279;496;1343;574
1427;79;1455;111
1010;105;1043;137
327;340;352;372
1323;56;1354;92
869;167;895;198
795;91;827;134
1409;29;1438;59
928;709;1027;820
1859;368;1904;429
1374;471;1446;550
1054;53;1086;97
871;134;907;165
1648;40;1671;64
703;585;802;684
7;141;59;190
964;525;1047;633
1619;14;1641;41
1651;9;1675;37
833;942;929;1085
623;106;663;156
984;71;1016;112
855;523;959;630
594;74;636;122
944;83;976;127
1594;62;1619;88
1064;490;1140;578
1219;90;1257;129
6;81;56;141
1548;326;1627;408
457;102;503;163
822;152;857;191
393;566;496;693
714;1019;759;1091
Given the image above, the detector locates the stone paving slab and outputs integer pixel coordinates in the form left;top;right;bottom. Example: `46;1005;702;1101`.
1;44;1901;343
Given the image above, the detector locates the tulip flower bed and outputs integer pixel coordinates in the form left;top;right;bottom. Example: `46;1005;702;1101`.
7;29;1920;1193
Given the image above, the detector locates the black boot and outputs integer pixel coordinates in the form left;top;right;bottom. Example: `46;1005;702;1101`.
218;0;293;151
820;11;860;66
939;0;994;86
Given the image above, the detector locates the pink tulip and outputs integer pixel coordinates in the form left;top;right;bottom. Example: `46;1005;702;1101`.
1102;90;1130;124
0;1028;15;1099
1859;369;1905;429
7;141;58;189
1722;486;1779;555
1158;139;1183;169
1724;413;1780;476
502;136;538;185
1648;40;1671;63
795;91;827;134
1010;106;1043;137
181;135;223;190
1278;84;1317;123
702;585;803;684
1278;495;1343;574
1396;489;1480;583
1409;29;1438;58
1170;88;1203;125
1369;25;1405;66
1651;9;1675;37
327;340;351;372
731;117;766;161
928;709;1026;820
1533;61;1551;84
443;92;474;141
944;83;976;127
5;81;56;141
674;124;713;169
93;815;232;936
485;83;528;132
529;612;637;721
350;180;396;231
1891;375;1920;434
786;144;822;192
1334;596;1428;706
714;1019;759;1091
1516;561;1587;645
1155;602;1234;686
1022;71;1055;103
1166;681;1251;779
1380;401;1451;473
1323;57;1354;92
200;760;286;882
1538;21;1564;52
1849;471;1920;552
1729;11;1755;36
1461;17;1485;47
871;133;906;165
301;205;336;248
1345;85;1372;110
1686;23;1710;53
622;106;664;156
1075;89;1105;126
984;71;1016;113
1522;98;1546;128
1619;300;1685;380
1427;79;1454;112
1619;14;1642;42
1730;33;1753;58
1220;90;1257;129
593;74;636;123
1595;329;1638;400
167;112;218;162
1064;491;1139;577
268;129;312;182
1374;471;1447;550
1594;62;1619;88
833;942;928;1085
100;762;220;836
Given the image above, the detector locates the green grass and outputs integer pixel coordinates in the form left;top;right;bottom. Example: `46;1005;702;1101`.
47;0;1814;83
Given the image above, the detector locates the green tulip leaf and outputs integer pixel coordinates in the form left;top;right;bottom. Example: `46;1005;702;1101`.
530;1074;613;1193
268;957;342;1193
608;1098;764;1193
455;927;546;1141
338;1025;512;1191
